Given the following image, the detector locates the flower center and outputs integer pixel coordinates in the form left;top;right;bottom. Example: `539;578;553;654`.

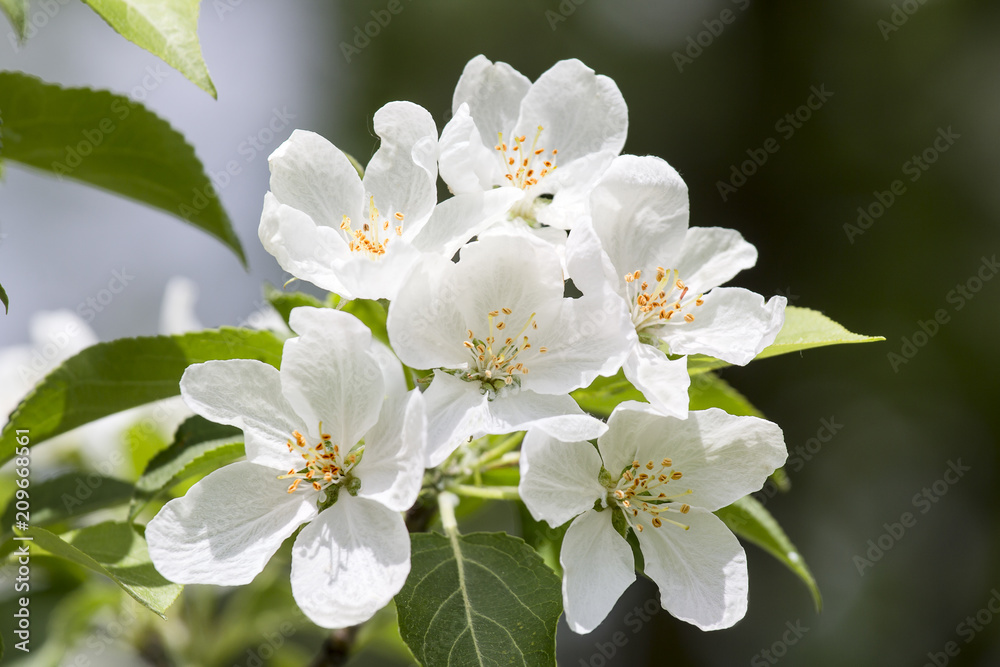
495;126;559;190
461;307;547;394
611;457;693;533
279;426;362;494
624;268;705;334
340;196;404;260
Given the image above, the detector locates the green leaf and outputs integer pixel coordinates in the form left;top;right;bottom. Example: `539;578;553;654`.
0;280;7;314
21;522;183;617
571;370;644;418
0;327;283;466
517;503;567;576
687;306;884;375
0;0;28;40
81;0;217;98
343;299;389;347
716;495;821;611
130;415;243;517
396;531;562;667
688;372;764;418
263;283;326;327
1;473;134;542
0;72;245;266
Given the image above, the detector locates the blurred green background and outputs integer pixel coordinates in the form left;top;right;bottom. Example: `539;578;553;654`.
2;0;999;665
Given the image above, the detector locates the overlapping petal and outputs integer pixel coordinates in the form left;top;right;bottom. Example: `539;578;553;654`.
179;359;302;470
561;509;636;634
519;430;606;528
290;493;411;629
635;508;748;631
602;403;787;512
282;308;385;447
147;462;318;586
660;289;786;365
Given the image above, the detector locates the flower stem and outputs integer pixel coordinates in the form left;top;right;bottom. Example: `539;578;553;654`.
476;432;524;466
438;491;461;536
449;484;521;501
482;451;520;471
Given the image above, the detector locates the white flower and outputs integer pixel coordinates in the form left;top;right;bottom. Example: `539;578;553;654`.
439;55;628;230
0;276;202;475
386;232;632;467
519;402;787;633
567;155;786;417
259;104;518;301
147;307;425;629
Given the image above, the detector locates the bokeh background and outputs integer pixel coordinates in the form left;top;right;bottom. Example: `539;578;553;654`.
2;1;999;665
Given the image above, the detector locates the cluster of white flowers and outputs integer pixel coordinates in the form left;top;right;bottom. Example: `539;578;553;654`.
148;56;789;635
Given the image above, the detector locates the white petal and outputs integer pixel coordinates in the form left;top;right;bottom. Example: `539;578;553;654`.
622;343;691;419
662;289;786;365
514;59;627;165
635;508;748;630
589;155;689;280
524;287;634;394
328;236;426;302
283;308;385;446
421;371;489;467
561;509;636;634
364;101;438;232
438;104;504;194
291;493;411;629
452;55;530;146
532;150;617;229
357;390;426;512
147;461;318;585
675;227;758;292
386;254;471;370
519;429;605;528
258;192;353;295
565;218;621;298
371;339;408;398
180;360;302;470
30;310;98;359
486;390;607;443
604;403;787;511
268;129;364;229
411;188;523;259
158;276;202;335
452;232;565;328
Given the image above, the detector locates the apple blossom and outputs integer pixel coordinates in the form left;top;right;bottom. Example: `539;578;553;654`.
519;402;787;633
567;154;786;417
439;55;627;229
147;307;425;629
386;232;632;466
